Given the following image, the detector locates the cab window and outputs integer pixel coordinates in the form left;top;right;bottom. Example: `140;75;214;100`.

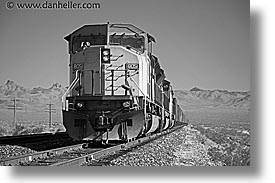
72;35;106;52
110;35;144;53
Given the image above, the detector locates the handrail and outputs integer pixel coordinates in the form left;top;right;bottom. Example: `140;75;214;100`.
128;75;148;113
62;70;81;110
105;74;125;81
128;76;145;97
105;85;122;91
105;64;124;71
110;54;123;61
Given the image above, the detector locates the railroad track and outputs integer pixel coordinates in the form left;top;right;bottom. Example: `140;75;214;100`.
53;125;184;166
0;143;85;166
0;125;184;166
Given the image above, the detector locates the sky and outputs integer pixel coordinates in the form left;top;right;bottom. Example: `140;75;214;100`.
0;0;250;91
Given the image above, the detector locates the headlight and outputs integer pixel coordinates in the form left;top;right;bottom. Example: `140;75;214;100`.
123;101;130;108
102;50;109;56
102;56;109;62
101;48;111;63
76;102;84;108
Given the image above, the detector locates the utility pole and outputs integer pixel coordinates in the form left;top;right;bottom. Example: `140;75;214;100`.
45;100;56;129
7;96;22;130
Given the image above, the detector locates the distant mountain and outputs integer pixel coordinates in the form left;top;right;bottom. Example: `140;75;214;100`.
0;80;27;96
174;87;250;110
0;81;250;112
0;80;66;111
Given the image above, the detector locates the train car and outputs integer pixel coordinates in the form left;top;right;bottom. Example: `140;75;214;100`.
62;23;186;143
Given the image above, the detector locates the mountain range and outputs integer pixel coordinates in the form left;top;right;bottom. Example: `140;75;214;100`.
0;80;66;111
0;80;250;112
174;87;250;110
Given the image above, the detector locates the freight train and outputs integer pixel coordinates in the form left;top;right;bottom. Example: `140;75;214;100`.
62;23;186;143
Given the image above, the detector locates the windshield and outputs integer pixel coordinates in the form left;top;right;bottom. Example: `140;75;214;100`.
109;35;144;52
110;24;145;34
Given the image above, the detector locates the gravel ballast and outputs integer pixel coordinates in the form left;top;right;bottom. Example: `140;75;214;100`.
86;126;223;166
0;126;223;166
0;145;37;160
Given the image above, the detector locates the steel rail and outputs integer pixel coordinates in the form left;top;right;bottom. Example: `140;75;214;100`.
0;143;85;166
51;125;184;166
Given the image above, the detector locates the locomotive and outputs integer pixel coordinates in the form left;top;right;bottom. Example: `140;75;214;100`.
62;23;186;143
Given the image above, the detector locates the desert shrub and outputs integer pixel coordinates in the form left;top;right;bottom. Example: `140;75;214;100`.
12;124;30;136
30;126;44;134
208;146;250;166
11;124;45;135
195;124;250;166
0;126;7;136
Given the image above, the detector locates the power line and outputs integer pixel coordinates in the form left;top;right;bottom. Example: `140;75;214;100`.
44;100;56;129
7;96;23;130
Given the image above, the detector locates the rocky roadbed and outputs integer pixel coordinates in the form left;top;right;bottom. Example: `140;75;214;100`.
86;126;223;166
0;145;36;160
0;126;225;166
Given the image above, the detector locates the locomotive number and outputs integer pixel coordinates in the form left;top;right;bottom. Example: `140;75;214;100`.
73;63;84;71
126;63;139;70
